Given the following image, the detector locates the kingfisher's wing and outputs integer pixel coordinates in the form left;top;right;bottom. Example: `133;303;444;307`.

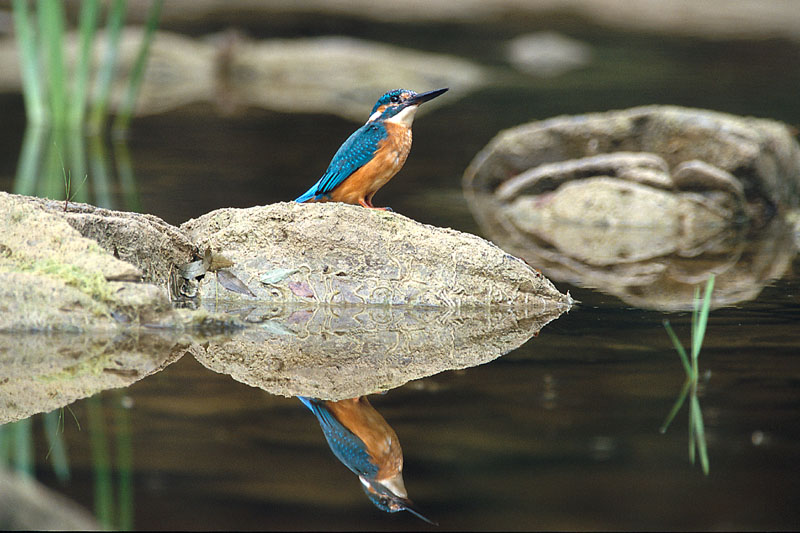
295;122;387;203
298;396;379;478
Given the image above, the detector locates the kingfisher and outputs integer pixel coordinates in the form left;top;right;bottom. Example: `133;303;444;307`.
295;87;449;209
298;396;436;524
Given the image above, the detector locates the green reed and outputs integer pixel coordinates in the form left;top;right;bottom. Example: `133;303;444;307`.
12;0;45;124
11;0;161;131
88;0;127;133
114;0;163;134
661;274;715;475
70;0;101;127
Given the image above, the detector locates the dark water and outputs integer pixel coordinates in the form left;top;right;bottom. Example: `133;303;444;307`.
2;14;800;531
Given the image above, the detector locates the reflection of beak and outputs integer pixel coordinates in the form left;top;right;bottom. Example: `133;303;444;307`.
407;87;449;106
399;497;438;526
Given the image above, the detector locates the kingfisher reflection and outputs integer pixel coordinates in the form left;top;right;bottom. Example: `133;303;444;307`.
299;396;436;524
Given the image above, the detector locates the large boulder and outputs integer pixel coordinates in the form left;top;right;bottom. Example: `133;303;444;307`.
182;202;572;309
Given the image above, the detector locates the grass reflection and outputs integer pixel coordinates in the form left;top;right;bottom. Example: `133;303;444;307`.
13;124;142;211
661;274;715;475
43;409;70;483
0;392;134;530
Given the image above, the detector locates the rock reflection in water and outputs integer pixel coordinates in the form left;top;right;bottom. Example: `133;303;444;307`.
0;331;188;425
193;302;565;400
465;191;798;310
299;396;435;524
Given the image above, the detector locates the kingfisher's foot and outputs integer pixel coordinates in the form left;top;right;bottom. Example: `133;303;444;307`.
358;198;392;211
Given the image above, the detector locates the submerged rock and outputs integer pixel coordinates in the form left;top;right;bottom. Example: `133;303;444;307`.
182;202;572;309
464;106;800;309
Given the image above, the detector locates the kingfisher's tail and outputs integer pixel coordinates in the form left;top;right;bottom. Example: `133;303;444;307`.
297;396;316;410
295;191;313;203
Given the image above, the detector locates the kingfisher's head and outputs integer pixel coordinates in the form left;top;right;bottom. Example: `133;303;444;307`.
359;474;437;525
368;87;448;126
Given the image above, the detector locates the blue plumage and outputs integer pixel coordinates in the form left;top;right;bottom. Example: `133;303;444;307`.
295;122;388;203
298;396;379;478
294;87;448;206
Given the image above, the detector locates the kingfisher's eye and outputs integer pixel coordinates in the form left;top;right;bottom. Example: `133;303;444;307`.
390;94;400;103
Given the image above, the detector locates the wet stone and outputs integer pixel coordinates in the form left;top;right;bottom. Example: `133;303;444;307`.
182;202;572;309
463;106;800;310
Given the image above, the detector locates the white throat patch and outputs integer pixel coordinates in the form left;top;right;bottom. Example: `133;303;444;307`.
385;105;419;126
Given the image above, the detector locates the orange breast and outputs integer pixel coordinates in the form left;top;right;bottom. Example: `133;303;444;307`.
327;397;403;480
329;123;412;205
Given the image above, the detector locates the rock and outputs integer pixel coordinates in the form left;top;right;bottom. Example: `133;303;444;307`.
464;106;800;309
466;105;800;211
181;202;572;309
0;30;485;121
230;35;484;120
192;303;561;400
1;192;570;326
0;192;179;332
0;192;571;406
0;469;100;530
27;195;197;286
496;152;673;200
506;31;592;77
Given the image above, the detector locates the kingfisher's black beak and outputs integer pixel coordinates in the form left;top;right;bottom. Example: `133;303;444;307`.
408;87;449;106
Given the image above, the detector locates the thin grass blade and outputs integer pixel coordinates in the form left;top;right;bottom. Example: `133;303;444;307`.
43;409;71;482
68;130;90;203
13;125;47;195
690;286;699;362
12;418;34;477
691;394;710;475
113;139;141;211
70;0;101;127
691;275;715;364
38;0;68;126
89;134;114;208
115;392;134;530
12;0;47;124
663;320;692;377
659;377;691;433
693;275;715;358
87;395;114;529
89;0;128;133
40;130;68;199
114;0;162;133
